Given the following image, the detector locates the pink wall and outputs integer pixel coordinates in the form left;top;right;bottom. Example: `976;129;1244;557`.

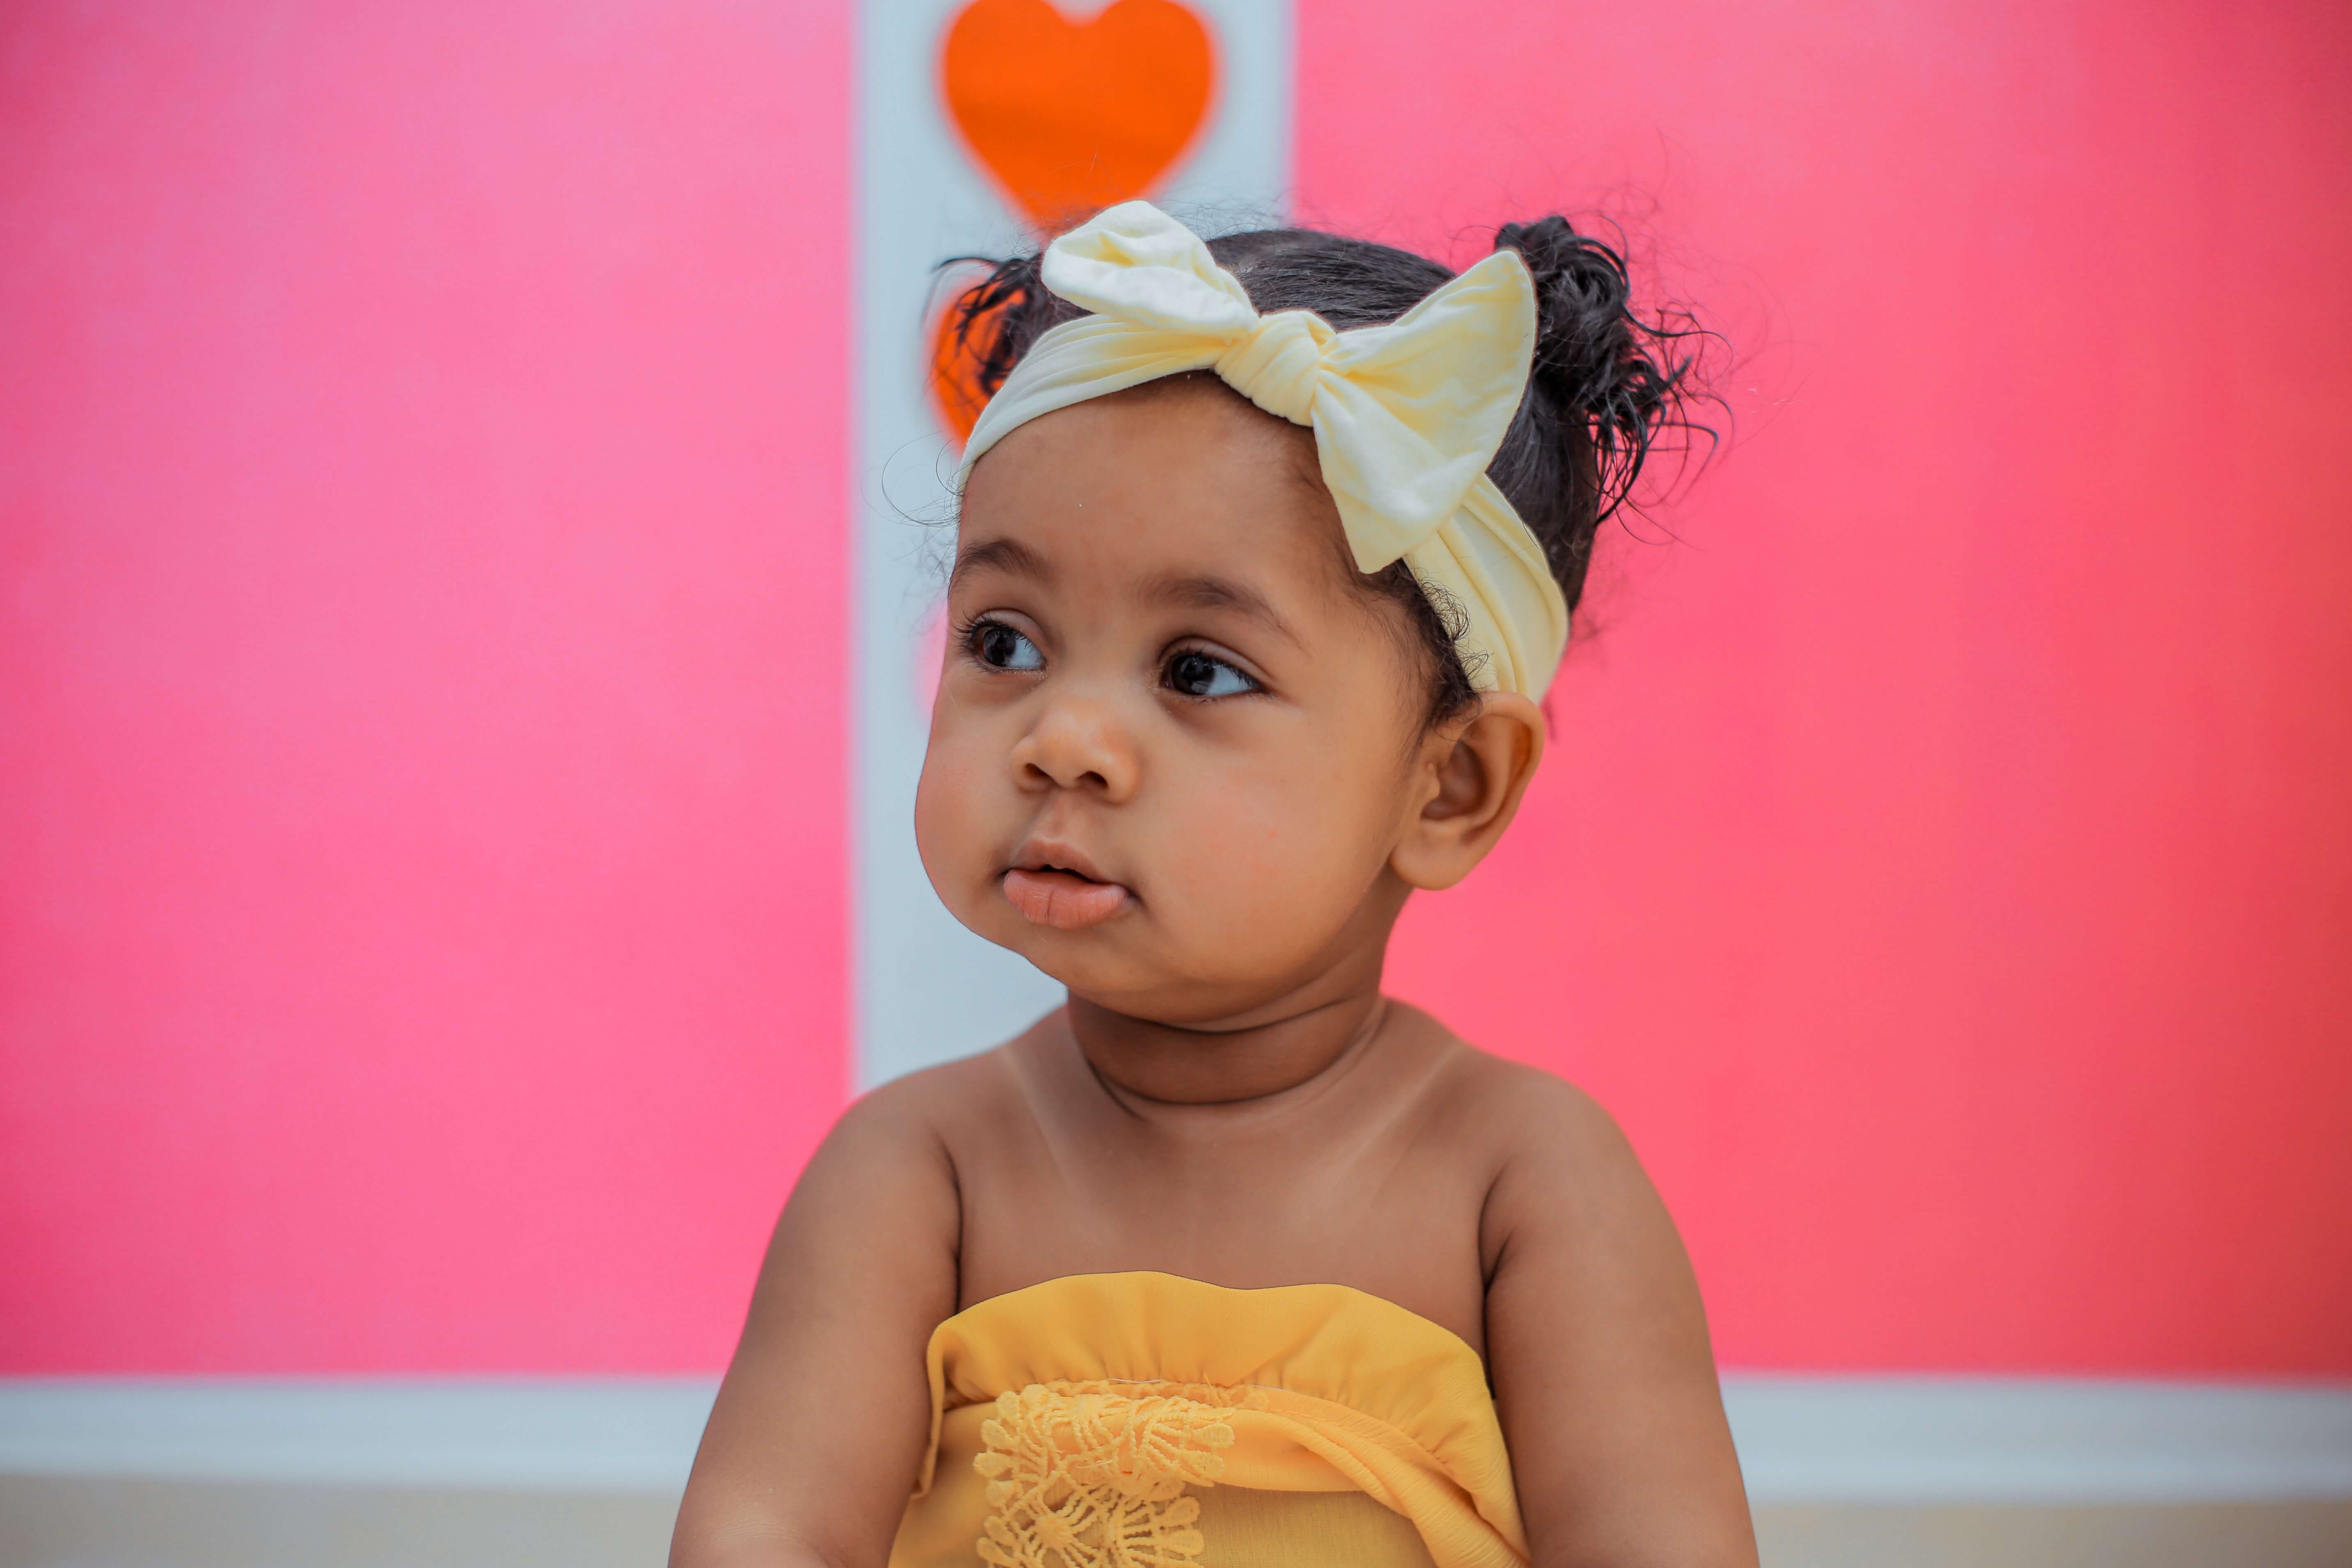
5;0;2347;1377
1307;0;2352;1372
0;2;850;1370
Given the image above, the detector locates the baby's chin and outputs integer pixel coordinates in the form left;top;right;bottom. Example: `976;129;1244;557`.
980;915;1320;1025
970;914;1170;999
933;861;1347;1017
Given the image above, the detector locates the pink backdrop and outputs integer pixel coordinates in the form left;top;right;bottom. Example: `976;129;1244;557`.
0;2;849;1370
5;0;2348;1374
1322;0;2352;1372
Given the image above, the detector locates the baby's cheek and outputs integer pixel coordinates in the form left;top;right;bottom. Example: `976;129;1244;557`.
914;730;1006;894
1159;761;1384;952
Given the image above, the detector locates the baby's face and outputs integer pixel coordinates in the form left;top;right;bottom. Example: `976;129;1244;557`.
915;378;1441;1026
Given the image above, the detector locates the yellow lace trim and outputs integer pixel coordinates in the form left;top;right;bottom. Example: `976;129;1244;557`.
973;1380;1268;1568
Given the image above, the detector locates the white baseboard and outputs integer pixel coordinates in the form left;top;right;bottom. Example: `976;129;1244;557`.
0;1379;717;1495
1722;1376;2352;1502
2;1375;2347;1504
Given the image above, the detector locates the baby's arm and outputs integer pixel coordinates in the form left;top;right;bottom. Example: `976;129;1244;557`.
1481;1069;1759;1568
670;1075;964;1568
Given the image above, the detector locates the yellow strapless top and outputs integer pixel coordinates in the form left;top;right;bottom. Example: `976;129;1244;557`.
887;1271;1527;1568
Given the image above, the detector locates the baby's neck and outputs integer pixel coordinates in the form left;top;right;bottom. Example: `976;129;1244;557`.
1064;986;1390;1108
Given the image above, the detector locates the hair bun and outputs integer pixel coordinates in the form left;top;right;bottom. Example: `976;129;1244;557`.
1494;216;1699;527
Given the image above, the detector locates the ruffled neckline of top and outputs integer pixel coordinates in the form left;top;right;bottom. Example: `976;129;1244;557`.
919;1270;1512;1523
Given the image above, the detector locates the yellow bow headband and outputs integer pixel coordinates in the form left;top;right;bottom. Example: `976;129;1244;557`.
958;201;1571;701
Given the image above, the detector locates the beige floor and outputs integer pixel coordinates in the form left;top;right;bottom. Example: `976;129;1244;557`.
1752;1500;2352;1567
2;1477;2350;1568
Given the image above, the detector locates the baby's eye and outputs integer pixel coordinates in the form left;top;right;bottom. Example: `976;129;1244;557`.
969;619;1044;672
1164;649;1259;699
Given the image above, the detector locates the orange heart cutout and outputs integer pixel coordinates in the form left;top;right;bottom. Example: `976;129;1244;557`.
940;0;1217;232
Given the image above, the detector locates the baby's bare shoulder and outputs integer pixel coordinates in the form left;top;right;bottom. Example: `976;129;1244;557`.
819;1046;1026;1170
1427;1036;1635;1171
841;1045;1020;1122
1416;1034;1661;1248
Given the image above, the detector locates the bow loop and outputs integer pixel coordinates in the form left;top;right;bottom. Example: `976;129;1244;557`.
1040;202;1256;336
1310;249;1540;570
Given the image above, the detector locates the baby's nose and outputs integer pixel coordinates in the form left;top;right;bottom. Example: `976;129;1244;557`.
1012;694;1139;801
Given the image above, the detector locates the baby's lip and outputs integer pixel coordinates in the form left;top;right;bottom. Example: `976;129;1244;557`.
1007;840;1116;887
1002;842;1131;931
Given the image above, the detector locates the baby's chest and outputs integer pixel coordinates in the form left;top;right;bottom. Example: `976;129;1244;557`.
950;1129;1493;1350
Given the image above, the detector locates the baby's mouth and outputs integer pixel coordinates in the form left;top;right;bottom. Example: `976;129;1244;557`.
1001;865;1131;931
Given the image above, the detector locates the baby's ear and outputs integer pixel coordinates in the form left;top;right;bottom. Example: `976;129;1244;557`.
1391;693;1547;891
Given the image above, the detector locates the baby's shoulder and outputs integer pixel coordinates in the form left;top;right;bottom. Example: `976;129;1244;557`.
828;1044;1027;1156
1411;1021;1653;1207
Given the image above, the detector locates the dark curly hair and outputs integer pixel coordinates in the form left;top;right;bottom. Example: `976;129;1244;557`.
943;216;1714;723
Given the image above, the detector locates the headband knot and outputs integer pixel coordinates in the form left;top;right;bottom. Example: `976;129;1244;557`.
1214;310;1333;426
959;201;1572;700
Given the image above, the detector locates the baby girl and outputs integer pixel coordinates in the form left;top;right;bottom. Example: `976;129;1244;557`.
672;200;1754;1568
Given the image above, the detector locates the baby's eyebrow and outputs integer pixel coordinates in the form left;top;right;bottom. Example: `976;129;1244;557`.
950;536;1053;590
1144;571;1301;649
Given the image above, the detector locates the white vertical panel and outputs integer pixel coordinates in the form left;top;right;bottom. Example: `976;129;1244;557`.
853;0;1293;1087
